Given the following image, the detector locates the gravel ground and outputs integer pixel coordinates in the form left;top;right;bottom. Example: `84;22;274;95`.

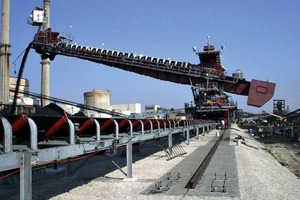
256;134;300;178
49;126;300;200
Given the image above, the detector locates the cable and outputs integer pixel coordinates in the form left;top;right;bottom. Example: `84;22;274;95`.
11;43;32;114
11;48;27;74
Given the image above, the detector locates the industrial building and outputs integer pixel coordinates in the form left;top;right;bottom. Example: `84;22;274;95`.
0;2;280;199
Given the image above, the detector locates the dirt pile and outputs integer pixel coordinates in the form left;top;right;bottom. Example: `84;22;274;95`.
258;135;300;178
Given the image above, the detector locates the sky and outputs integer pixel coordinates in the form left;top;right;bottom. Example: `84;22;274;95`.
1;0;300;113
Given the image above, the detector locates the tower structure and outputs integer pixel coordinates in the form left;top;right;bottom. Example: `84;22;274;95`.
41;0;51;107
0;0;11;104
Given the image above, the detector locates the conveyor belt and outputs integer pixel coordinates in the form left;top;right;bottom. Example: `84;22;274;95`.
31;41;251;95
29;29;276;107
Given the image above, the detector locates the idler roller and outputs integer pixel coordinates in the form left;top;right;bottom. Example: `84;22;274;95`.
12;114;28;133
151;120;159;129
100;119;114;132
45;112;68;138
76;118;94;136
131;119;140;131
141;120;151;130
118;119;128;130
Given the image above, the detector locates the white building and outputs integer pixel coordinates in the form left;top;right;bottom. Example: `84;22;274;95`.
111;103;141;116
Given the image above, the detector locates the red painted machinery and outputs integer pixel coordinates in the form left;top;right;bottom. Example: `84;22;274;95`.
30;29;276;124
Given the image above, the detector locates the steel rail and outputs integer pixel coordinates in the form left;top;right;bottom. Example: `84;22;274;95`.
185;129;225;189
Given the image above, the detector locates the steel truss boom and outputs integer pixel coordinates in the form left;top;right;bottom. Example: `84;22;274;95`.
30;29;275;107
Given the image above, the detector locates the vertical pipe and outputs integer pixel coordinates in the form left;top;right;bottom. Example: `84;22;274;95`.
0;0;10;104
41;0;51;107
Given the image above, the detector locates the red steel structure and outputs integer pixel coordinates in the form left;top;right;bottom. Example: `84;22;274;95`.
29;28;275;126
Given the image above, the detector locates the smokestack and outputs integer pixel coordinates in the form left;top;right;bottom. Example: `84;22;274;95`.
0;0;11;104
41;0;51;107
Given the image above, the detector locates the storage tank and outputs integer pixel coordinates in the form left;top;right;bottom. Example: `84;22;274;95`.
84;89;110;110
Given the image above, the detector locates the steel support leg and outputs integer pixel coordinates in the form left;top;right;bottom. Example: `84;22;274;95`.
20;152;32;200
124;137;136;181
168;132;173;156
186;129;190;145
196;127;199;140
168;133;173;148
126;139;133;178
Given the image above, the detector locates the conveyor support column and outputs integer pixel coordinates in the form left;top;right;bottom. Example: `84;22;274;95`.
20;152;32;200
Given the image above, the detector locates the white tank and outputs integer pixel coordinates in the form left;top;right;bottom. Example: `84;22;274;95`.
84;89;110;110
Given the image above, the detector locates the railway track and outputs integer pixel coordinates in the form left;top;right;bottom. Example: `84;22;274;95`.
185;130;225;189
143;129;240;197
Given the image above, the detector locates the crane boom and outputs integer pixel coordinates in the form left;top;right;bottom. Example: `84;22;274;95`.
30;28;275;107
262;111;287;123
